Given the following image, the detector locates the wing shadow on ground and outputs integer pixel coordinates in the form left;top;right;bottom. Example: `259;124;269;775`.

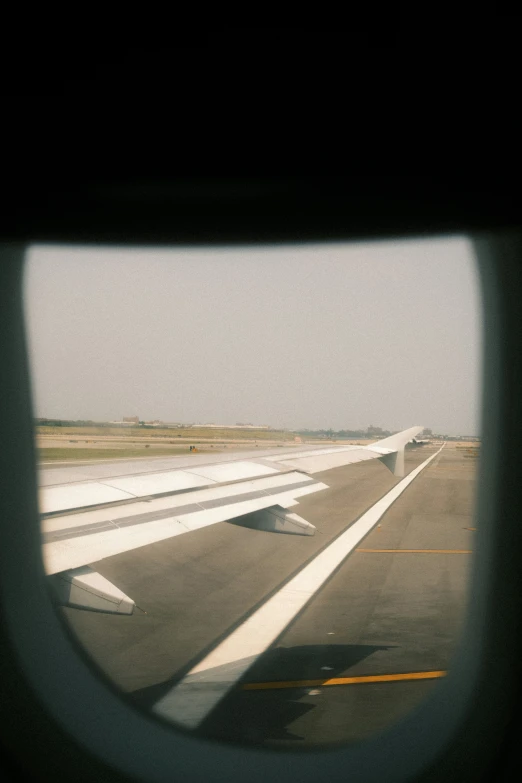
129;643;392;744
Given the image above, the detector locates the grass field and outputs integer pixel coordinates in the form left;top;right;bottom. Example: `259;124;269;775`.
38;447;222;462
36;426;290;442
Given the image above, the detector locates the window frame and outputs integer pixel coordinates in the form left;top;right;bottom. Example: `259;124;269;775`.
0;213;521;782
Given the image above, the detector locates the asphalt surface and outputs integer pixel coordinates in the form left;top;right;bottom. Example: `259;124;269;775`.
58;444;477;748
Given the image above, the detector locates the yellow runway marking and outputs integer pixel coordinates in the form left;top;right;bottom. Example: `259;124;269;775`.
242;670;447;691
356;549;472;554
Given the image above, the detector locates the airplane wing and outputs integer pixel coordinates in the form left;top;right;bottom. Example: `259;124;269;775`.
41;426;422;614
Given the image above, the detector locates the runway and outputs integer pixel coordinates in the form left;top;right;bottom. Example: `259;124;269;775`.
56;444;476;747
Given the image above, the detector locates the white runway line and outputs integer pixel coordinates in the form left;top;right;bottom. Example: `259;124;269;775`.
153;445;444;729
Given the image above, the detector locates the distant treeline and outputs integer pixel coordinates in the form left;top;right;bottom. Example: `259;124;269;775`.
36;419;103;427
35;419;156;428
295;427;394;439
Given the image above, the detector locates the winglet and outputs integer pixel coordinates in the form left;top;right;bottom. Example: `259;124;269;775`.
369;427;424;478
377;448;405;477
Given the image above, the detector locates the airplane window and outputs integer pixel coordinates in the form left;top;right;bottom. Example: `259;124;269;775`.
23;238;481;748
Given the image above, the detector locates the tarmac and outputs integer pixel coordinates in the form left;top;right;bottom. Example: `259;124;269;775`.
57;444;476;748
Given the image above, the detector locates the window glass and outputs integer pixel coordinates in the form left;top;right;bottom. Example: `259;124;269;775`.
24;238;481;747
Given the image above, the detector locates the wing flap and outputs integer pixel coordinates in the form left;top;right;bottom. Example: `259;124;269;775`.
42;477;329;575
40;461;285;516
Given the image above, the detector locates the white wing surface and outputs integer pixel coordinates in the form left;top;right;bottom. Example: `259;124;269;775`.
42;427;422;614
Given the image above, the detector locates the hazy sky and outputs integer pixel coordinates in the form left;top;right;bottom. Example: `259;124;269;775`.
23;238;482;435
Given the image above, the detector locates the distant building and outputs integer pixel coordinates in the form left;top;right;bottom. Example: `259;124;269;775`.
123;416;139;424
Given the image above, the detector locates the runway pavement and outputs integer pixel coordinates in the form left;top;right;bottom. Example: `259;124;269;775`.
56;444;476;748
